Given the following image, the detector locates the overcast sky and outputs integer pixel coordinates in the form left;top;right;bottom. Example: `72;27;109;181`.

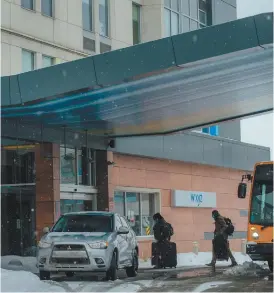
237;0;273;18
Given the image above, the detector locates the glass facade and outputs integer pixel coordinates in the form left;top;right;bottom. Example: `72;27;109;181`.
60;146;96;186
114;191;156;236
83;0;93;31
164;0;211;36
1;141;36;256
22;50;35;73
99;0;109;37
132;3;141;45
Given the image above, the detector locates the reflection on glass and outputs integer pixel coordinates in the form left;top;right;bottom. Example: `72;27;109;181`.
1;147;35;184
60;199;93;214
140;193;155;236
132;3;141;45
171;12;179;35
60;148;76;184
22;50;34;73
99;0;108;36
126;192;140;236
164;9;171;37
114;191;125;216
82;0;93;31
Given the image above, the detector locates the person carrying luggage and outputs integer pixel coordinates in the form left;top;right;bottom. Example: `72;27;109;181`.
151;213;176;269
152;213;173;242
206;210;238;269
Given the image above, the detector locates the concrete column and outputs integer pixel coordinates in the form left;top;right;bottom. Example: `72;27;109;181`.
35;143;60;240
95;150;114;211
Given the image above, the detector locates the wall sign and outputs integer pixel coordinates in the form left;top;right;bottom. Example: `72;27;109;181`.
171;190;216;208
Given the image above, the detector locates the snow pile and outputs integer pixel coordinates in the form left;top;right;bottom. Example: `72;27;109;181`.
1;269;65;292
223;261;267;276
1;256;38;274
139;252;254;269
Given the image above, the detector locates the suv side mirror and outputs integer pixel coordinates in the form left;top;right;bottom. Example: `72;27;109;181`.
238;183;247;198
117;226;129;235
43;227;50;234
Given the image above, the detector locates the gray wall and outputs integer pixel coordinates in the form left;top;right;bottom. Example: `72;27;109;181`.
114;131;270;171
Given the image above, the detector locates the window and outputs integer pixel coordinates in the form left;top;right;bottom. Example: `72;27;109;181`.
164;0;179;37
1;146;35;184
198;0;208;27
42;55;54;68
82;0;93;31
99;0;109;37
21;0;34;10
60;199;93;214
114;191;157;236
60;147;96;186
22;50;35;73
132;3;141;45
164;0;210;35
41;0;53;17
202;125;219;136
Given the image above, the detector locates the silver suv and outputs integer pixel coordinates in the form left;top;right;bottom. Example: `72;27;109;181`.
37;211;139;281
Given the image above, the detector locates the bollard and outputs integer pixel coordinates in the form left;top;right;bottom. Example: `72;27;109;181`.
241;239;247;255
193;241;199;255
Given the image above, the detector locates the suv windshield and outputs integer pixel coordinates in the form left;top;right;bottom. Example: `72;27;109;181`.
250;165;273;226
52;214;113;233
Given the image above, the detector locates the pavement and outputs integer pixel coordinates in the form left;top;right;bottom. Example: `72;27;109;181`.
47;266;273;292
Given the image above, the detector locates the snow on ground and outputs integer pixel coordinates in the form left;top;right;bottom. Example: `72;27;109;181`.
1;269;65;292
223;261;268;276
139;252;257;269
1;255;38;274
193;281;232;292
1;252;260;273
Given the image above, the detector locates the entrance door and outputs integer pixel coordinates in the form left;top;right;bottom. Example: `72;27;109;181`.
1;192;21;255
1;185;36;256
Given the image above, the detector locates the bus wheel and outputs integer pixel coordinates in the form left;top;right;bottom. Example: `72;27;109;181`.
268;259;273;272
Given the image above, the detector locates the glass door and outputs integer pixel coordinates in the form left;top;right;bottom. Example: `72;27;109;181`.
1;185;36;256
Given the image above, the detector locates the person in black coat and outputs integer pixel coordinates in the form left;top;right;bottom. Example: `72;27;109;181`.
153;213;172;242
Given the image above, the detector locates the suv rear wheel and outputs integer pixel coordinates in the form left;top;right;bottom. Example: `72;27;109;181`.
126;250;138;277
106;252;118;281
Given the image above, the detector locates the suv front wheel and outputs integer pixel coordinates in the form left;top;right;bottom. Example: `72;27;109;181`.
39;270;50;280
106;252;118;281
126;250;138;277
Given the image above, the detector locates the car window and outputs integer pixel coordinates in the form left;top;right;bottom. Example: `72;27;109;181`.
52;214;113;233
115;216;123;230
120;216;130;228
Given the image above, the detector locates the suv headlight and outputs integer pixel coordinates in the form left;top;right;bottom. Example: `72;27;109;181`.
88;241;108;249
38;240;51;249
252;232;259;240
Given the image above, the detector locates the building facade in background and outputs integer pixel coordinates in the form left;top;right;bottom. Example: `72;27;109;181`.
2;0;271;258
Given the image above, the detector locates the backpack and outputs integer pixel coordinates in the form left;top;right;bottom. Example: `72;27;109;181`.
162;222;174;239
224;217;234;236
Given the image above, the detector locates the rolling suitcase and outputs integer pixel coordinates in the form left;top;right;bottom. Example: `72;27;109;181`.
151;241;177;268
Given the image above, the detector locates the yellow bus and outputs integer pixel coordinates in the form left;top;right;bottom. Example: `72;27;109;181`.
238;161;273;272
